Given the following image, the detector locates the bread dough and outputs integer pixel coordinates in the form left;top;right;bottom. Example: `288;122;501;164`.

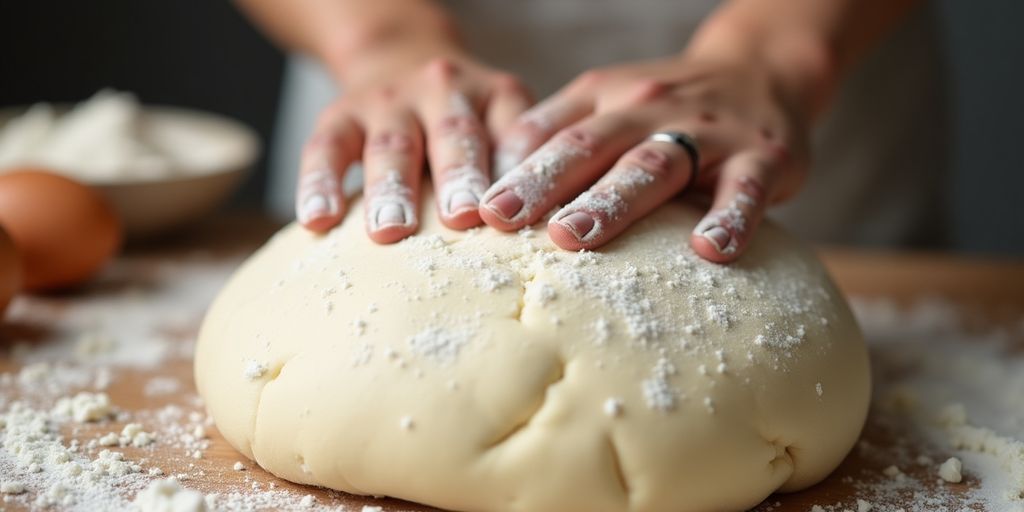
195;194;870;512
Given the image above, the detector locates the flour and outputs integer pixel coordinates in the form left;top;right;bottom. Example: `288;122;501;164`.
692;193;756;255
938;457;963;483
485;141;588;222
1;481;27;494
641;358;679;412
0;90;182;181
554;166;656;240
786;299;1024;512
603;398;624;418
133;478;208;512
53;391;113;422
407;326;470;365
1;253;372;512
366;170;415;231
242;359;268;381
438;165;487;216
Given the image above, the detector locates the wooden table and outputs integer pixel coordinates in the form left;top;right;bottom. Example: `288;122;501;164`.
1;214;1022;511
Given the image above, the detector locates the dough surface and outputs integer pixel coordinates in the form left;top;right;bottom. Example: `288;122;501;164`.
195;194;870;512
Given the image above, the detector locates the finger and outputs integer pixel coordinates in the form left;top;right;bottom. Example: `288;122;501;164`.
690;151;776;263
547;135;699;250
491;94;593;178
479;112;649;231
361;109;424;244
484;74;534;139
295;106;363;232
419;90;490;229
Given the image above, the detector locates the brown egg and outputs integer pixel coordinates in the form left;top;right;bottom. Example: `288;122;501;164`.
0;224;20;315
0;169;122;291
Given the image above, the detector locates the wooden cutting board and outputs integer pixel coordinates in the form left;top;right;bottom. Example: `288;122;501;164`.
1;214;1021;511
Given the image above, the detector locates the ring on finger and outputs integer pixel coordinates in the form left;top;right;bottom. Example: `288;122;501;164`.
648;131;700;182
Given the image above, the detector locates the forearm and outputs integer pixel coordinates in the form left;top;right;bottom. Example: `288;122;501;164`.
234;0;462;83
689;0;921;115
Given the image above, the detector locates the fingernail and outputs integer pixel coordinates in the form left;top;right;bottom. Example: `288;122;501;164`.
556;212;596;240
484;190;524;221
376;202;407;228
701;226;732;253
298;193;332;223
447;189;480;215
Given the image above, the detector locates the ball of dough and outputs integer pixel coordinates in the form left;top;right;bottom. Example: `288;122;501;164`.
195;195;869;512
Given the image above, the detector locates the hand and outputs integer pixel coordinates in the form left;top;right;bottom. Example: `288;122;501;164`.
482;51;812;263
296;51;532;243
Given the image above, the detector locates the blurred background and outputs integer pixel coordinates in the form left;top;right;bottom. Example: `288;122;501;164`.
1;0;1020;254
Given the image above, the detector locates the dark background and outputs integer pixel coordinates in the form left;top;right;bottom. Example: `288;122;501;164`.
1;0;1021;254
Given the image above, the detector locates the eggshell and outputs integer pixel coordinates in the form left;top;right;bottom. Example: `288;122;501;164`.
0;224;19;315
0;169;122;291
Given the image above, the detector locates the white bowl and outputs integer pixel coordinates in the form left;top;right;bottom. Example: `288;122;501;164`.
0;105;260;238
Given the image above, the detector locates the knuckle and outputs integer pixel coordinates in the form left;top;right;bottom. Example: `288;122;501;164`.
624;79;670;106
368;86;399;103
735;173;768;203
554;126;601;154
570;69;608;91
436;114;482;137
624;146;675;181
367;131;415;155
421;56;460;84
492;73;528;95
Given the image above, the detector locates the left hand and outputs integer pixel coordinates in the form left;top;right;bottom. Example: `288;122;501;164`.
481;52;812;263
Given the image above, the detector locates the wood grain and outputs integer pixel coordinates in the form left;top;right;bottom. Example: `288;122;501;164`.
1;215;1021;511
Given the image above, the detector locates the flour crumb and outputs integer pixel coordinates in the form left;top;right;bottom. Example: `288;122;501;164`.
525;282;557;306
705;304;731;328
53;391;113;422
299;494;316;507
243;359;268;380
233;461;246;471
882;465;904;480
134;478;208;512
407;326;469;365
399;416;415;431
594;317;611;345
857;499;874;512
0;481;26;494
641;358;678;412
362;506;384;512
816;382;824;397
938;456;963;483
603;398;624;418
121;422;156;447
703;396;716;413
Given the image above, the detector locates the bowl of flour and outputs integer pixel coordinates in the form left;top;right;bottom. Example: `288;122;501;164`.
0;90;260;237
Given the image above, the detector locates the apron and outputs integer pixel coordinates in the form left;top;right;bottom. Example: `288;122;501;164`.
266;1;948;247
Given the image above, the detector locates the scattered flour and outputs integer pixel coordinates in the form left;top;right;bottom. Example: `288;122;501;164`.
603;398;624;418
641;358;678;412
242;359;268;381
938;457;963;483
52;391;113;422
133;478;208;512
407;326;469;365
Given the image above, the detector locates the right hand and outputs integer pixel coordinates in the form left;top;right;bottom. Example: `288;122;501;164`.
296;51;533;243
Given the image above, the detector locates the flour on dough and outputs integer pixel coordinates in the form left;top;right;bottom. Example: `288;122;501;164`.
195;192;870;512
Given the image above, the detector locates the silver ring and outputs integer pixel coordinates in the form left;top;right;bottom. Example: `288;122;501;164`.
648;131;700;179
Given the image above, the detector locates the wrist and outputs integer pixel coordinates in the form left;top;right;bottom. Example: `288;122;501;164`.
685;8;839;117
316;10;465;86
